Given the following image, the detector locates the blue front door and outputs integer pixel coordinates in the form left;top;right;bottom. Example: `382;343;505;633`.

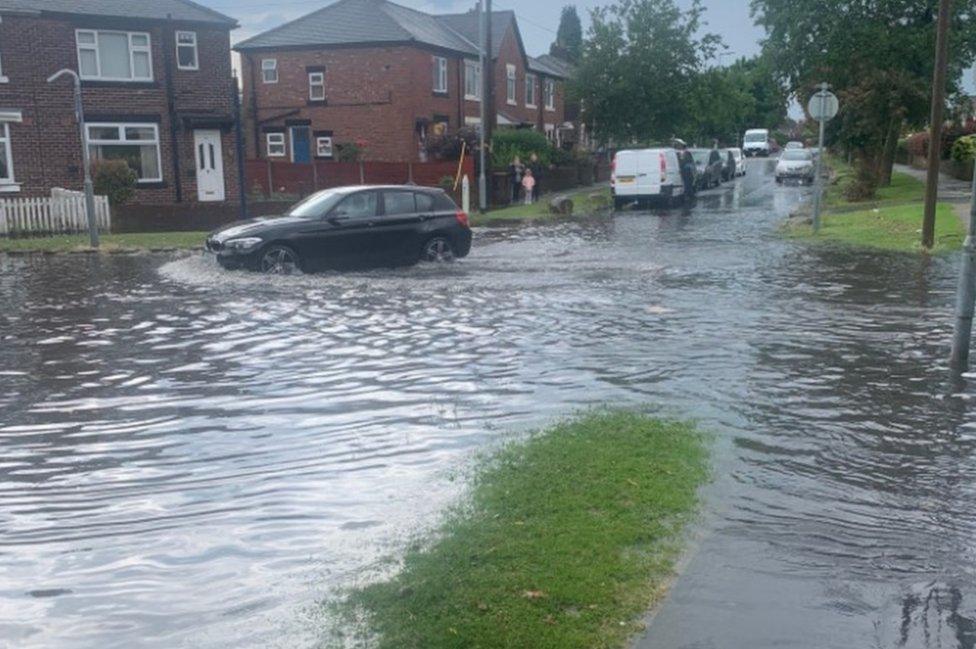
291;126;311;163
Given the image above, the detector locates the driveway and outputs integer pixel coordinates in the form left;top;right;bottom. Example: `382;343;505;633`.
1;158;974;648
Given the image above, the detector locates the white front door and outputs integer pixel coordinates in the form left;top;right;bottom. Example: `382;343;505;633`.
194;129;225;202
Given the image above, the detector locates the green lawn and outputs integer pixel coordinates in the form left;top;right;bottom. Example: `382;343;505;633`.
334;410;709;649
785;203;964;253
823;156;925;209
471;186;611;225
0;231;209;253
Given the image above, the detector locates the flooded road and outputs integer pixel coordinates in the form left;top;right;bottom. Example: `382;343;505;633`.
1;159;974;647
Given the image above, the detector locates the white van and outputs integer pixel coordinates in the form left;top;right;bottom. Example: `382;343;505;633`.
743;129;771;157
611;148;685;209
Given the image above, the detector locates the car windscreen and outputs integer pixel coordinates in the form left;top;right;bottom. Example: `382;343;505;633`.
781;150;813;161
286;189;349;218
744;133;767;142
691;150;710;164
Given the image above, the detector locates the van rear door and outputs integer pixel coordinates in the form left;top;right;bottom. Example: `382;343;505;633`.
613;151;640;197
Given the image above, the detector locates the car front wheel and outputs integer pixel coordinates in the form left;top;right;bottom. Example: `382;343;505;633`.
259;244;301;274
421;236;455;263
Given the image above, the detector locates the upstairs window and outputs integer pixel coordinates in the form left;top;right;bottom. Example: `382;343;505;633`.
308;71;325;101
176;31;198;70
0;53;6;83
506;64;516;105
544;79;555;111
261;58;277;83
432;56;448;94
525;73;536;107
76;30;152;81
464;60;481;101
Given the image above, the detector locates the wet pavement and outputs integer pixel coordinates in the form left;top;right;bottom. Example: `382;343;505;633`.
1;159;975;648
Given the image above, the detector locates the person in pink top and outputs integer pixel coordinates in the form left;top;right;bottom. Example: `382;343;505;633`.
521;168;536;205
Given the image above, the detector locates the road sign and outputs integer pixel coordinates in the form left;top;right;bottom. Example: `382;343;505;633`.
808;90;839;121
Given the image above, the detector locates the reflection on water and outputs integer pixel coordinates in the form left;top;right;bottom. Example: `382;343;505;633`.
1;161;975;647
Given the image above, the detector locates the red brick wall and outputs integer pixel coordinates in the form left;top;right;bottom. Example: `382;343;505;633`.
241;30;567;163
0;12;238;205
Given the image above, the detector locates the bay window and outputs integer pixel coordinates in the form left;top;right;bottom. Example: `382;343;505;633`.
76;29;153;81
464;60;481;101
87;123;162;182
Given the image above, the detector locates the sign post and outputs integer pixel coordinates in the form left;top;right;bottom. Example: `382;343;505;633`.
951;164;976;370
808;83;839;234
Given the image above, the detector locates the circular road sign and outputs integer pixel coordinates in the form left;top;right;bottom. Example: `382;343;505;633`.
808;90;839;121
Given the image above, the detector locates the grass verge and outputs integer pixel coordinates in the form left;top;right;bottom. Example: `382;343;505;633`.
471;186;611;226
823;155;925;209
335;410;709;649
785;202;964;253
0;231;208;253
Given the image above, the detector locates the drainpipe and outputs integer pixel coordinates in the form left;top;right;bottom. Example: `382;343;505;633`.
248;53;261;157
164;15;182;202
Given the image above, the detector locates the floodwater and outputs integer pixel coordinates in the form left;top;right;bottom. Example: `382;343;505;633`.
1;160;974;648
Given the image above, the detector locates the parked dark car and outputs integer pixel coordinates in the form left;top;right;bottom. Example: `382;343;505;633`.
206;186;472;273
690;148;724;189
720;149;736;181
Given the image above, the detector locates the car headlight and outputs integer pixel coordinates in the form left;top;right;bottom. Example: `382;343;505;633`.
224;237;263;251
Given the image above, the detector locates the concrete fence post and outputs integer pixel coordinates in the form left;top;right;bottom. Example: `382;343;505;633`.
462;174;470;214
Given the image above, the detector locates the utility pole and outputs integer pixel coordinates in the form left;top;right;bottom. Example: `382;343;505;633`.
950;164;976;369
483;0;494;210
231;73;248;220
47;69;98;248
922;0;952;249
477;0;486;212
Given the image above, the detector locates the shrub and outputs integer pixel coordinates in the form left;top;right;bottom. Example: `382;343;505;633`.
438;175;455;191
843;160;878;202
337;141;364;162
93;159;137;206
491;129;552;168
906;132;929;158
951;134;976;162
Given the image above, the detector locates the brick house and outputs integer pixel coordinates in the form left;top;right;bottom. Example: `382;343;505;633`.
234;0;570;163
0;0;240;206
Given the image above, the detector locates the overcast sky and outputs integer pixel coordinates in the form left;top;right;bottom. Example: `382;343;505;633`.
201;0;973;96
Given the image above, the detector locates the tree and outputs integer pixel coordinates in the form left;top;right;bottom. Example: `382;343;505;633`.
550;6;583;63
752;0;976;191
573;0;721;145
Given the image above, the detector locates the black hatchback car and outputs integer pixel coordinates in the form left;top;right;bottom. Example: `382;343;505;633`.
206;185;472;273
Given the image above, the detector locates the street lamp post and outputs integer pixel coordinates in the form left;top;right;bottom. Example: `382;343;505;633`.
47;68;99;248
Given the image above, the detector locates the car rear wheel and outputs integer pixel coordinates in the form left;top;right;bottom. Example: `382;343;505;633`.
421;236;455;263
259;244;301;274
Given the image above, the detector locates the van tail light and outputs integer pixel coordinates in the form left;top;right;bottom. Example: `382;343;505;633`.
660;152;667;182
610;156;616;186
455;210;469;228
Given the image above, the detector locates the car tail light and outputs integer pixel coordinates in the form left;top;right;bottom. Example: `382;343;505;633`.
455;210;469;228
610;156;616;185
660;152;667;182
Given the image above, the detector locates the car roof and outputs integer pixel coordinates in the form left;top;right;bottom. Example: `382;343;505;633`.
327;184;445;193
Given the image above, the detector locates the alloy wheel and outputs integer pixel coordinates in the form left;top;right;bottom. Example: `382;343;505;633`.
422;237;455;263
260;246;300;274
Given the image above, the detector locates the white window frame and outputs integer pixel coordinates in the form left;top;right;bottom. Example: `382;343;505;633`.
464;59;481;101
261;58;278;84
525;73;536;108
76;29;153;82
0;16;6;83
86;122;163;183
544;79;555;111
175;30;198;71
315;136;333;158
266;132;285;157
506;64;516;105
433;56;448;94
0;122;16;189
308;71;325;101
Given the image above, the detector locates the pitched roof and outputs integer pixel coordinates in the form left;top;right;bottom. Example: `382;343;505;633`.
434;9;514;59
0;0;237;26
528;54;572;79
237;0;477;53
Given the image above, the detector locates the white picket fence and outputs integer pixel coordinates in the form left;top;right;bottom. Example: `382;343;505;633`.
0;188;111;237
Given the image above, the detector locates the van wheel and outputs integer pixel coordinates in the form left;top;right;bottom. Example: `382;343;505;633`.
259;244;301;274
421;236;455;263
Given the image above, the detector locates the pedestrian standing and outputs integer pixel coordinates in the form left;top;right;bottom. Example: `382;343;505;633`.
508;156;524;204
521;168;535;205
528;152;543;202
